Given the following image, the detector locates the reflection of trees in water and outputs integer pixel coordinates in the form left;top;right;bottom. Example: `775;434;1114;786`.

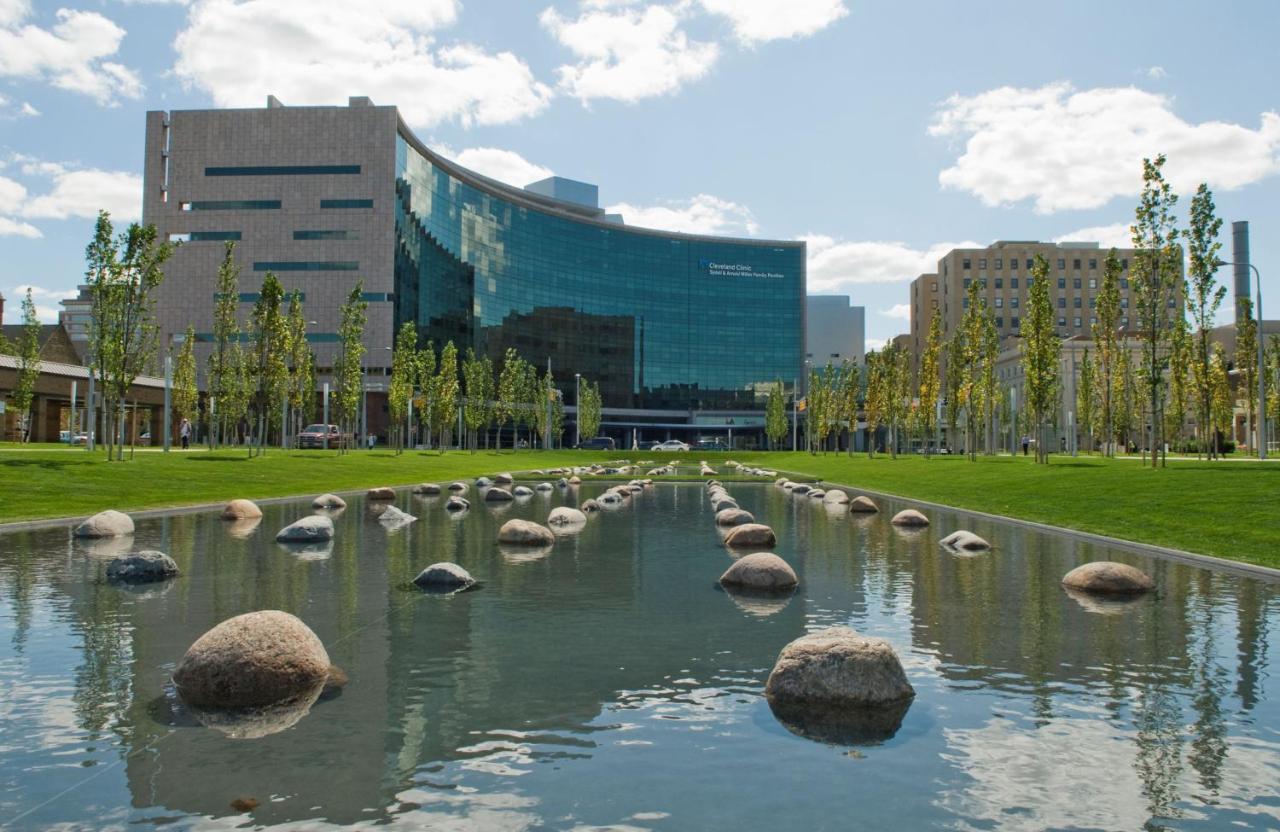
2;530;40;652
1187;577;1230;797
1233;579;1271;713
71;585;133;737
1133;680;1185;822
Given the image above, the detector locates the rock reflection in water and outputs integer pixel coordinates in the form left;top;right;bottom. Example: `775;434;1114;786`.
721;585;795;618
768;698;912;746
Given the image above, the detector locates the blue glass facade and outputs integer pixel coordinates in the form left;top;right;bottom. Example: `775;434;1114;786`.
393;134;804;410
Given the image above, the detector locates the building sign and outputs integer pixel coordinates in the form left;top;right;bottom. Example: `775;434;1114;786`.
698;259;786;279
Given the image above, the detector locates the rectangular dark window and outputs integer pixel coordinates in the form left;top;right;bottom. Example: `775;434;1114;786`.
254;261;359;271
994;258;1003;269
995;317;1004;327
1058;297;1066;308
1073;258;1082;270
1073;278;1082;289
1089;259;1098;270
360;293;394;302
1011;316;1020;327
1121;297;1129;308
1122;258;1129;270
1026;258;1034;269
962;258;971;270
1011;297;1019;308
963;278;971;288
1074;297;1082;308
1057;258;1066;269
294;230;359;240
1058;278;1066;288
183;200;280;211
1120;278;1129;289
169;231;242;242
1010;278;1018;288
206;165;361;176
994;278;1003;288
1074;316;1082;327
995;297;1003;308
321;199;373;209
215;292;308;302
978;258;987;269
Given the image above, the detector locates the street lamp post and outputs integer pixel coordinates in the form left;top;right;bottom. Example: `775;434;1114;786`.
574;372;581;448
1217;260;1266;459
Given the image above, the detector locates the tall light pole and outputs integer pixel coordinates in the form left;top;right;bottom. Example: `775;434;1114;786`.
574;372;581;448
1217;260;1266;459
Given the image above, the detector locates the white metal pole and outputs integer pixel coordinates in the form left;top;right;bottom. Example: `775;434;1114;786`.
70;381;78;443
322;383;330;450
163;355;172;452
1256;264;1266;460
575;373;581;448
791;377;797;451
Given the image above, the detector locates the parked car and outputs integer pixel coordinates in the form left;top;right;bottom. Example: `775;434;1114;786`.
696;437;728;451
578;436;616;451
651;439;690;452
297;424;345;449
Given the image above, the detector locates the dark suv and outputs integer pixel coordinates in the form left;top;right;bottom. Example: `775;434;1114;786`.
578;436;616;451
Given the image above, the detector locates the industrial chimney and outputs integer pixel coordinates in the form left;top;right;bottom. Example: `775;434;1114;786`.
1233;221;1251;322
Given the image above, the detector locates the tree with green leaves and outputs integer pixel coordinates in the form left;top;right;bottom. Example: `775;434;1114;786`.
1113;346;1137;452
1093;250;1123;456
416;341;436;448
578;379;602;443
1022;254;1060;463
1267;334;1280;452
1131;155;1182;467
387;321;417;454
765;379;788;450
917;314;943;456
1185;183;1225;458
207;241;241;449
433;341;459;451
11;290;41;443
1166;315;1191;450
84;211;174;460
550;382;565;448
883;345;912;458
172;325;199;440
838;360;861;456
1209;343;1232;456
957;278;997;460
495;348;522;451
248;272;288;455
943;335;964;453
806;363;839;453
332;282;368;454
516;358;540;449
284;291;314;443
461;348;492;452
1076;347;1096;454
1236;297;1258;455
532;367;555;448
863;350;885;457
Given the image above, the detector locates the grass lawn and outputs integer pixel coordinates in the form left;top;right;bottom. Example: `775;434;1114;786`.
714;451;1279;568
1;446;1275;568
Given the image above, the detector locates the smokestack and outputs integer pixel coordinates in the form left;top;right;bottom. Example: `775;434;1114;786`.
1233;220;1251;322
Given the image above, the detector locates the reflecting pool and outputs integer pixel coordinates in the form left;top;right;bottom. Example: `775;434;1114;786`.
0;482;1277;830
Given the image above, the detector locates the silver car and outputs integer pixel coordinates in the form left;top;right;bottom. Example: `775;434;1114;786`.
651;439;690;452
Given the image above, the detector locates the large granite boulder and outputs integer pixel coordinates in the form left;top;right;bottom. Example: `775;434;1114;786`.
791;484;812;495
940;530;990;552
484;487;514;502
412;483;441;495
377;505;417;529
719;552;798;590
765;627;914;708
475;476;493;488
497;519;556;546
106;550;179;584
580;499;602;513
823;490;850;505
276;515;334;542
512;485;534;497
890;508;929;527
312;493;346;510
367;487;396;501
1061;561;1154;595
74;509;134;538
547;506;588;527
413;562;476;591
568;476;582;485
723;523;777;549
848;495;879;513
535;482;554;492
445;496;470;512
715;508;755;527
807;489;826;500
220;499;262;520
173;610;330;709
447;481;468;493
494;473;514;485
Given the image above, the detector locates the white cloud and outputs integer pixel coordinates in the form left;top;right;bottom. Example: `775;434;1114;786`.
6;283;75;322
0;5;142;104
1052;223;1131;250
930;82;1280;213
698;0;847;44
865;337;888;352
606;193;757;235
879;303;910;320
173;0;552;129
445;146;553;188
1144;65;1167;79
541;3;718;102
20;166;141;221
0;217;41;238
19;101;38;116
803;234;983;292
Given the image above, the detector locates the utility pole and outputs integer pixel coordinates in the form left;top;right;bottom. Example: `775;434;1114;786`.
322;382;330;451
163;354;172;452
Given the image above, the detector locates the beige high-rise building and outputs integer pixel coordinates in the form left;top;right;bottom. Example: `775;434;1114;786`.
906;240;1182;366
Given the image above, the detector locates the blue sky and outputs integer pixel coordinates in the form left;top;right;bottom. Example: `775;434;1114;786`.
1;0;1277;347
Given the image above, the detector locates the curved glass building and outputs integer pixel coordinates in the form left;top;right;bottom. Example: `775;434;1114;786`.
145;98;805;440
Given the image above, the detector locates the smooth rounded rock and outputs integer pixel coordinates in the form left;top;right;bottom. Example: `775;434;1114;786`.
220;499;262;521
412;483;441;495
723;523;777;548
497;519;556;546
823;490;850;505
494;473;514;485
808;489;826;500
890;508;929;527
791;484;812;495
367;487;396;501
484;487;515;502
1061;561;1154;595
475;476;493;488
940;530;990;552
848;495;879;513
719;552;798;590
312;493;346;510
377;505;417;528
445;496;470;512
512;486;534;497
413;562;475;591
568;476;581;485
275;514;334;542
173;611;330;709
106;550;179;584
535;482;553;492
74;509;134;538
580;499;601;512
448;482;468;493
765;626;914;708
547;506;587;527
715;508;755;527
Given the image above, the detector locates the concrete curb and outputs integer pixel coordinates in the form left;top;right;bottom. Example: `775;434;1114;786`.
769;468;1280;584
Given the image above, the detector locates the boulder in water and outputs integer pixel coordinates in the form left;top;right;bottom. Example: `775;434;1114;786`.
940;530;990;552
723;523;777;548
413;562;475;591
849;495;879;513
74;509;134;538
367;487;396;501
497;519;556;546
484;487;515;502
547;506;587;527
823;490;850;505
715;508;755;527
765;627;914;709
106;550;179;584
220;499;262;520
412;483;441;495
1061;561;1154;595
890;508;929;527
275;514;334;542
445;496;470;512
312;493;346;510
719;552;798;590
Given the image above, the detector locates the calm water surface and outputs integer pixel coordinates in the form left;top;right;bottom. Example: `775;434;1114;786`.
0;480;1277;830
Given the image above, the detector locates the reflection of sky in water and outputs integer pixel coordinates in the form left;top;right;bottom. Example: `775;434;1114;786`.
0;483;1276;829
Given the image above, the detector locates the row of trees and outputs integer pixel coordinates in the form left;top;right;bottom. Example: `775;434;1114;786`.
0;290;42;443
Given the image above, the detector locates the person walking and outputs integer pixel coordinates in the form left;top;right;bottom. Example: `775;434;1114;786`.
1021;435;1029;456
179;418;191;450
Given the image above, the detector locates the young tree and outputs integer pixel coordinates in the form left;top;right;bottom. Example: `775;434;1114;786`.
864;350;885;458
495;348;522;451
1185;183;1225;458
943;335;964;453
1209;343;1232;456
957;279;996;460
461;348;492;452
1022;254;1061;463
516;359;539;449
885;345;912;458
387;321;417;454
248;272;288;456
172;325;199;438
1166;316;1192;450
917;314;943;456
1093;251;1123;456
12;290;41;443
1076;347;1096;454
416;341;437;448
207;242;241;448
765;380;788;450
550;381;565;448
284;291;314;443
433;341;459;451
837;360;861;456
332;283;368;454
1131;155;1182;468
578;379;602;442
1236;297;1258;455
1113;347;1137;452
